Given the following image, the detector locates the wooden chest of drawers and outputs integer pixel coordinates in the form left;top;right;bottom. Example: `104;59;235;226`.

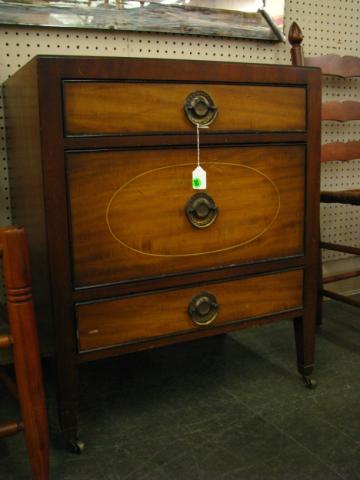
4;56;321;449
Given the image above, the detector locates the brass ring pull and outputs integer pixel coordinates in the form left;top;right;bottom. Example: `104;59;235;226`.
184;91;218;126
185;192;218;229
188;292;219;326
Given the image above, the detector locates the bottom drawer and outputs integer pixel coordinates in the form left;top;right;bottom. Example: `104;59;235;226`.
77;270;303;352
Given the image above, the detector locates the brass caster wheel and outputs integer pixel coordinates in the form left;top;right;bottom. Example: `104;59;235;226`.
303;376;317;389
67;439;85;454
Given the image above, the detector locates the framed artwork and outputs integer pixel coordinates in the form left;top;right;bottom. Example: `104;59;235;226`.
0;1;285;42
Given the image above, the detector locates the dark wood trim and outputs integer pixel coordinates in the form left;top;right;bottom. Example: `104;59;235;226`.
75;267;304;307
3;59;51;319
37;59;80;444
65;141;308;155
37;55;316;84
72;257;305;302
289;21;323;344
63;132;308;150
288;26;321;347
78;307;304;363
301;66;321;372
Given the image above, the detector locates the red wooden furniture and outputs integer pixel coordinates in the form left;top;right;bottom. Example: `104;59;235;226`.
0;226;49;480
289;21;360;321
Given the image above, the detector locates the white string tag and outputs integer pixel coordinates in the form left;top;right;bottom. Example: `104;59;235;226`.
192;124;208;190
192;166;207;190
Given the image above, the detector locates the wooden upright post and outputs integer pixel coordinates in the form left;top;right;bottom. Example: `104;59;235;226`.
1;227;49;480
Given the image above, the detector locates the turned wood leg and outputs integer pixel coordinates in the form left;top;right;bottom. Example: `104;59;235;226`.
3;227;49;479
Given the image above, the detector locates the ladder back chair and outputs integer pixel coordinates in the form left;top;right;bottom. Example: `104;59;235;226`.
0;226;49;480
289;21;360;321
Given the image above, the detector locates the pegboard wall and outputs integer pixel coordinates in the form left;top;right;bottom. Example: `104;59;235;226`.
0;0;360;265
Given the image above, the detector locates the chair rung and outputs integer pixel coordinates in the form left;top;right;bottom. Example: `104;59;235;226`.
0;421;24;439
0;334;12;349
323;270;360;284
321;189;360;205
320;241;360;255
321;289;360;308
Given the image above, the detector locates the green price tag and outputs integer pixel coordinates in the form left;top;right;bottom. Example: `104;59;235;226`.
192;177;202;188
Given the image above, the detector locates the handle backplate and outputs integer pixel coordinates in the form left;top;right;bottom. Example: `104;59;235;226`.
184;91;218;126
185;192;218;229
188;292;219;326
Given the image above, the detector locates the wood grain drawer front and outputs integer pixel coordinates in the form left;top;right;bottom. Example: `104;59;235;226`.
63;82;306;136
67;145;305;288
77;269;303;352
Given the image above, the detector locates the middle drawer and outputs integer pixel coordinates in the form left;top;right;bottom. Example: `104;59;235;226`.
67;144;305;288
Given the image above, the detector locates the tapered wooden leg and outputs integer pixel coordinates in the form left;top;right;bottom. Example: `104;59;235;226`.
59;400;84;453
317;228;323;326
57;356;84;453
293;315;316;388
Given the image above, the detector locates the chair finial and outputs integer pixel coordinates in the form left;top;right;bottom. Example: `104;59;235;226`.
288;21;304;47
288;22;305;66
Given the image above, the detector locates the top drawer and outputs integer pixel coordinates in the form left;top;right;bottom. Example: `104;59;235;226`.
63;82;306;136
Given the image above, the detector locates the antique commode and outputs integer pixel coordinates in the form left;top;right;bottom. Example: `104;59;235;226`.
4;56;321;450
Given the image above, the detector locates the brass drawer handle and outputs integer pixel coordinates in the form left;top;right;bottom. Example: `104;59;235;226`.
184;91;218;126
185;192;218;228
188;292;219;326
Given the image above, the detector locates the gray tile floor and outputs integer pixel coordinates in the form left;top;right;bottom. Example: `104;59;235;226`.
1;300;359;479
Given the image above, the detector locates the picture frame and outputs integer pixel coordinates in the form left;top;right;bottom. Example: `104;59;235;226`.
0;1;285;42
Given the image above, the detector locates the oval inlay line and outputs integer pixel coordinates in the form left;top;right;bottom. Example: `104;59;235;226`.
105;162;281;257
